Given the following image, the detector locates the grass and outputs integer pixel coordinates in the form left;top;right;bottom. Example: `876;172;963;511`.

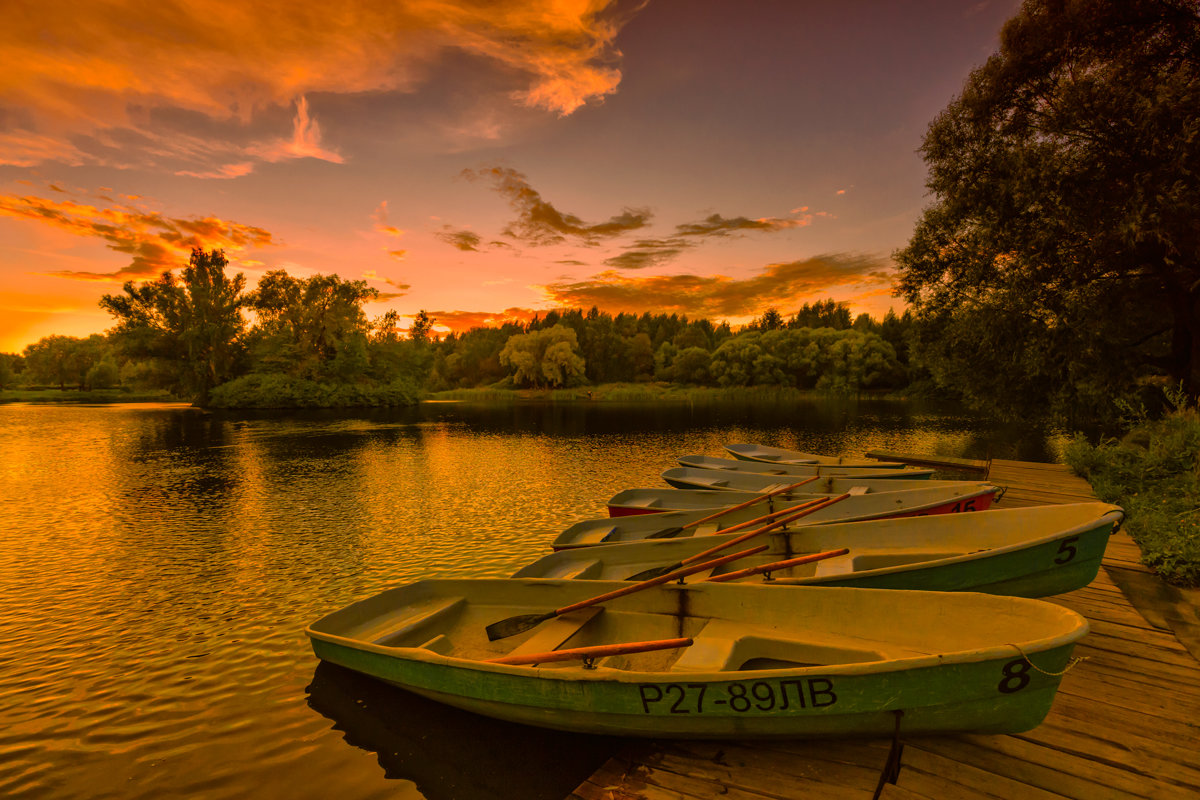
0;388;179;404
1066;396;1200;586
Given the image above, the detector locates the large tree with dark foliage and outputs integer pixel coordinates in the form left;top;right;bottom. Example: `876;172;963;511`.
101;248;246;404
896;0;1200;421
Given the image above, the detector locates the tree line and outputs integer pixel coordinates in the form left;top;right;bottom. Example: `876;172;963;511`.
1;252;916;405
429;301;915;393
1;249;433;407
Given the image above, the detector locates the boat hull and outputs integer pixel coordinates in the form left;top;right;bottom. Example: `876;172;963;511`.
307;581;1088;739
525;503;1123;598
309;636;1077;738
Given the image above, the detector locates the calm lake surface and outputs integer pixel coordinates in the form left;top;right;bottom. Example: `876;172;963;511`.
0;397;1067;799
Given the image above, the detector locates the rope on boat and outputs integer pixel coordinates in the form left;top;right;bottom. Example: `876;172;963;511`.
1006;643;1088;676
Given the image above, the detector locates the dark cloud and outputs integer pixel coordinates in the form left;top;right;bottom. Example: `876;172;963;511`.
602;237;691;269
542;254;894;317
463;166;651;245
435;228;483;251
371;276;411;301
675;212;813;238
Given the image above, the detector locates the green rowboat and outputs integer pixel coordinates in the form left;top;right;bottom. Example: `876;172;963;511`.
609;481;988;515
306;579;1088;738
661;467;933;494
522;503;1124;598
681;453;922;476
725;442;907;468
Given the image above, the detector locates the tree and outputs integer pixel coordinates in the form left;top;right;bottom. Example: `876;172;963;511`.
499;325;586;388
896;0;1200;421
23;336;80;389
409;310;435;344
246;270;376;381
101;248;246;403
0;353;17;390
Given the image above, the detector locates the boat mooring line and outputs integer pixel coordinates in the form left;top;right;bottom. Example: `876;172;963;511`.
1006;642;1088;676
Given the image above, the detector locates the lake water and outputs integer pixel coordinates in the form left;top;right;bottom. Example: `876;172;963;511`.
0;397;1066;799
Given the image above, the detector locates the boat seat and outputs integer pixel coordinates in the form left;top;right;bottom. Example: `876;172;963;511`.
671;619;927;672
813;555;857;576
548;559;604;580
365;597;466;646
691;477;730;487
848;486;870;495
694;523;723;537
505;607;604;660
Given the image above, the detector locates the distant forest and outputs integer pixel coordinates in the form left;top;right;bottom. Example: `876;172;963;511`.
0;249;916;407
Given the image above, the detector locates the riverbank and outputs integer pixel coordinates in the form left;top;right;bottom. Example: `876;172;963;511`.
0;388;178;404
429;383;907;403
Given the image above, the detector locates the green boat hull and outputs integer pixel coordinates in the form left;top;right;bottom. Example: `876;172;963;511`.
786;520;1112;597
310;637;1077;738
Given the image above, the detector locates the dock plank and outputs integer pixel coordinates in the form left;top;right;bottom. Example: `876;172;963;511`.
567;456;1200;800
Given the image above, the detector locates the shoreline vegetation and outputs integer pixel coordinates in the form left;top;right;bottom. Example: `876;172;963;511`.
1067;391;1200;587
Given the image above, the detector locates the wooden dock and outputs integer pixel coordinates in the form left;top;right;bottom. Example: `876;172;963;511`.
568;459;1200;799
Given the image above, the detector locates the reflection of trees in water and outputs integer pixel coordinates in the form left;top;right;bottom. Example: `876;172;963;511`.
305;662;616;800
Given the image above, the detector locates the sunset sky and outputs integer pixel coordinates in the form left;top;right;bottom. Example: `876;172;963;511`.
0;0;1021;352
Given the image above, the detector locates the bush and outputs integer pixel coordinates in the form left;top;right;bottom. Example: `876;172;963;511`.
206;373;422;409
1066;400;1200;586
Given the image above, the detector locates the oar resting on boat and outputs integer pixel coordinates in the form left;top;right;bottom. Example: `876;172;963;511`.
306;577;1090;738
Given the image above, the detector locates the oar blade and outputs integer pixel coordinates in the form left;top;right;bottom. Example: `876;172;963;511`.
485;611;555;642
624;560;683;582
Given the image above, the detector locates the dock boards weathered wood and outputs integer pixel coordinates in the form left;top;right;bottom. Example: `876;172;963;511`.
568;458;1200;799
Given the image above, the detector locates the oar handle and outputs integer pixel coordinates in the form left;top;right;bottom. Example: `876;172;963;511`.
553;544;769;616
486;637;694;666
679;492;851;567
679;476;819;531
706;547;850;583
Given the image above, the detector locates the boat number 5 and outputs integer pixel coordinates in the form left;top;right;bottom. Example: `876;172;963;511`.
1054;536;1079;565
998;658;1031;694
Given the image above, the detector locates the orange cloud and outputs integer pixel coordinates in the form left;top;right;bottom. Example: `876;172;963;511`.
0;192;274;281
541;254;896;317
250;97;344;164
425;307;540;332
0;1;637;168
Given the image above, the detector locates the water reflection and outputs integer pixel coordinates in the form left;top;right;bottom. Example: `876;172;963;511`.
306;662;616;800
0;397;1069;799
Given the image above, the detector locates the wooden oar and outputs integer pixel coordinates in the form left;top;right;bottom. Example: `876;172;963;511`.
643;477;819;539
623;492;851;582
705;547;850;582
486;637;693;666
485;544;768;641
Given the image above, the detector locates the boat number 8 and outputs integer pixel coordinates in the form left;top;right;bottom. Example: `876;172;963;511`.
997;658;1031;694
